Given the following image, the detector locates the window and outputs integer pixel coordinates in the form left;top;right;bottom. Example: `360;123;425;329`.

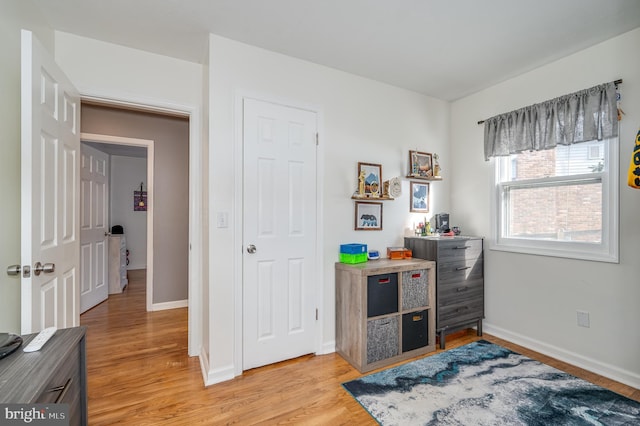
492;138;618;262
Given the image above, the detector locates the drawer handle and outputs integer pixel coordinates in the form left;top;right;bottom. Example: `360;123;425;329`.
412;315;423;322
456;266;471;271
453;246;470;250
456;306;470;313
456;287;468;292
411;273;421;278
378;278;390;284
49;377;72;403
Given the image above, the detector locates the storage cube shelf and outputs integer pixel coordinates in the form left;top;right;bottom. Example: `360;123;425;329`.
335;258;436;372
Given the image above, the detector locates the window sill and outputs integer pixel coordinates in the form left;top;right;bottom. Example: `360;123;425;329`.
489;239;619;264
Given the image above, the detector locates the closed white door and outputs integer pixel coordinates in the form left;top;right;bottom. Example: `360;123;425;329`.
80;144;109;312
242;98;318;370
20;30;80;333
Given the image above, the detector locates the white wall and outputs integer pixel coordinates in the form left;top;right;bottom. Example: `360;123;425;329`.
0;0;54;333
206;34;450;382
451;28;640;387
110;156;148;270
54;32;203;110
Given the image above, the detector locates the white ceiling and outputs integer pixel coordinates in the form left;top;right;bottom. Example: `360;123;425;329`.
32;0;640;101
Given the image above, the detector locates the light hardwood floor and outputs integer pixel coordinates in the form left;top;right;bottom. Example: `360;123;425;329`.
80;269;640;425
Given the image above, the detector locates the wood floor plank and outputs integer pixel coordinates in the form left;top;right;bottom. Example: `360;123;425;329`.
80;270;639;424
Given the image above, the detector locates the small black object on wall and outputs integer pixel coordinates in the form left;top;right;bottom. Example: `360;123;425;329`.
112;225;124;234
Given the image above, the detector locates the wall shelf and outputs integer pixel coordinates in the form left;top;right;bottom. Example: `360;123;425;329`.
351;195;394;201
405;175;443;181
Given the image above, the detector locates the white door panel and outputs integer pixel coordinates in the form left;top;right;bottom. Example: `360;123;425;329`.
80;144;109;312
21;30;80;333
243;98;318;370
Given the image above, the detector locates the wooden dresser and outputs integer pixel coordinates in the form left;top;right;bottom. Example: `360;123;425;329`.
405;236;484;349
335;258;436;372
0;326;88;425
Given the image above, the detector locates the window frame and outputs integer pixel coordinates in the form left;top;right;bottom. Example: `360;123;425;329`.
490;138;619;263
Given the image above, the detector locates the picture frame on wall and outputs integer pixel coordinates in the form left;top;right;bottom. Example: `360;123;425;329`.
410;181;430;213
409;151;433;178
357;162;382;197
355;201;383;230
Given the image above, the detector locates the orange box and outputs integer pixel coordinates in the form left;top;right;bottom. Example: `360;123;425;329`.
387;247;411;259
387;247;404;259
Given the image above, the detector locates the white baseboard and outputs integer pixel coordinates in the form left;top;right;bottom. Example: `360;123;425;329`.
484;322;640;389
127;265;146;271
199;348;236;386
150;299;188;311
318;340;336;355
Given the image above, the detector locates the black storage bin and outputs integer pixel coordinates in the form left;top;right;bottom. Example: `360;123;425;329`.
402;310;428;352
367;273;398;317
111;225;124;234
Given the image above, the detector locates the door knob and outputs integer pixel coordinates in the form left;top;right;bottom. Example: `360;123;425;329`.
246;244;257;254
33;262;55;276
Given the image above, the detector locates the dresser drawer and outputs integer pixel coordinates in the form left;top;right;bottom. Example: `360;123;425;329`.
438;281;483;306
437;297;484;328
437;239;482;262
35;344;79;403
438;258;483;287
35;342;82;425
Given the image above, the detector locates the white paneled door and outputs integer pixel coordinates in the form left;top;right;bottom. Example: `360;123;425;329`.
80;144;109;313
242;98;318;370
20;30;81;333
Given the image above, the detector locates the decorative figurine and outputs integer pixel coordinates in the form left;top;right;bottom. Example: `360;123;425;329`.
358;170;366;196
433;153;441;177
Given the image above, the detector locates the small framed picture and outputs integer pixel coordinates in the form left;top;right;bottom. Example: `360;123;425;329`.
357;162;382;196
355;201;383;230
410;181;430;213
409;151;433;178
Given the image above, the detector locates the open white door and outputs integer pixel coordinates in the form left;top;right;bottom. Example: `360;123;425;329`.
20;30;81;334
80;143;109;313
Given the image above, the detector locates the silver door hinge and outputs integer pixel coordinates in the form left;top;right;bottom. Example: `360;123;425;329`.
315;133;319;146
315;308;318;320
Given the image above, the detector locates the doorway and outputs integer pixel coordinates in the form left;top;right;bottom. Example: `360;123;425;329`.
79;100;201;357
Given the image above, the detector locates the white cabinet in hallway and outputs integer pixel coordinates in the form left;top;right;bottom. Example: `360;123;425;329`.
108;235;128;294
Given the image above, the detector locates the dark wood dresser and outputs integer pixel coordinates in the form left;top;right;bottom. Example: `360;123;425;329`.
0;326;88;425
405;236;484;349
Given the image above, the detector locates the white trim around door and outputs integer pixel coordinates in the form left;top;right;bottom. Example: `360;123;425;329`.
80;92;202;358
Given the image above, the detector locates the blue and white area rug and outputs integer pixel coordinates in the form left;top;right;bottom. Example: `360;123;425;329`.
342;340;640;425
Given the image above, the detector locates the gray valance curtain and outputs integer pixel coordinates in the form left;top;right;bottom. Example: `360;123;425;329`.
483;81;619;161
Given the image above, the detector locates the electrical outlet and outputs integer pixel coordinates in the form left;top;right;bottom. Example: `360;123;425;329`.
577;310;590;328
